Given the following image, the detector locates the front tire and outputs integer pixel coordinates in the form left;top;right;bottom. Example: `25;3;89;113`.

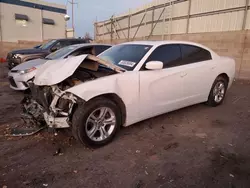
206;76;228;107
72;97;121;147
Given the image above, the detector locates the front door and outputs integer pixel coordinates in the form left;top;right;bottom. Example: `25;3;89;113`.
138;44;187;120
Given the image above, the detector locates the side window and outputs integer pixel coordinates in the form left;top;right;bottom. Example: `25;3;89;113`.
53;41;61;49
181;44;212;65
95;46;110;55
53;41;69;50
61;41;72;47
145;44;182;69
68;47;93;57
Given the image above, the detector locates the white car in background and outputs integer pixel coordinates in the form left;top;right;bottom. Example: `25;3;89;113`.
22;41;235;147
8;44;111;90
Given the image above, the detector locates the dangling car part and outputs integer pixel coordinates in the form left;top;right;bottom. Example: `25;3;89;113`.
21;41;235;147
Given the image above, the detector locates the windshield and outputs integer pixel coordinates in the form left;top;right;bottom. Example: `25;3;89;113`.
98;44;152;71
39;40;57;50
45;45;79;60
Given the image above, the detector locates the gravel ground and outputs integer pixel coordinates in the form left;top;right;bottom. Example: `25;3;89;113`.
1;63;250;188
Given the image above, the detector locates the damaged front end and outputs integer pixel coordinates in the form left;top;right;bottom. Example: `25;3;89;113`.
21;54;124;130
21;84;82;129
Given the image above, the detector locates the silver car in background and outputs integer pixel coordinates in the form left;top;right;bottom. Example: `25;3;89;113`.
8;44;111;90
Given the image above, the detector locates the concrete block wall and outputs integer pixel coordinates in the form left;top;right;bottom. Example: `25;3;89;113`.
0;41;41;59
96;30;250;80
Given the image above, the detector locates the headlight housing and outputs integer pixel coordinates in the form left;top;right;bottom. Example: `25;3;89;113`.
13;54;19;58
19;67;36;74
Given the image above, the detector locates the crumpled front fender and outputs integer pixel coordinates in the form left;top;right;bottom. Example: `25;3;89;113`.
66;74;121;101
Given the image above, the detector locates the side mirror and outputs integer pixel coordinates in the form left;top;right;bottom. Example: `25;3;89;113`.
145;61;163;70
50;46;58;52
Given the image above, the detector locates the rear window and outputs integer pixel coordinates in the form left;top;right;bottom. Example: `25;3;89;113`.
181;44;212;64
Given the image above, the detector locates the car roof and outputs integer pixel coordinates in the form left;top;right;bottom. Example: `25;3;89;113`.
122;40;206;47
120;40;217;55
57;38;85;41
70;43;112;48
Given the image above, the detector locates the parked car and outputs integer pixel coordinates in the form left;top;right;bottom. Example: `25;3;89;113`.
22;41;235;147
6;38;88;69
8;44;111;90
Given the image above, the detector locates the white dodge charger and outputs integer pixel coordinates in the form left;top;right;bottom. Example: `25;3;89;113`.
22;41;235;147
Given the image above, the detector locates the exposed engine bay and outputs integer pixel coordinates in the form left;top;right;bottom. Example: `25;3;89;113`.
21;54;122;129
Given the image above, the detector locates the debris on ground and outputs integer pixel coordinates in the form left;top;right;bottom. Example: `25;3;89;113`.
135;180;144;188
53;148;63;156
136;150;140;153
229;174;234;178
8;126;45;137
195;133;207;139
23;180;31;185
164;142;179;150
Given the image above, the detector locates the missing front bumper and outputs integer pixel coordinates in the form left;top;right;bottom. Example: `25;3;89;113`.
44;112;70;128
21;85;81;129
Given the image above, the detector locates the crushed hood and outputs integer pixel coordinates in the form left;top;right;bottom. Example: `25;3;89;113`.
34;54;125;86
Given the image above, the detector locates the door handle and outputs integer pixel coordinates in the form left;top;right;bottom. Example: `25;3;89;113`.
180;73;187;78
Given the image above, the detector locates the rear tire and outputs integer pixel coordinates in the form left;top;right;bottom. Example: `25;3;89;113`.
72;97;121;147
206;76;228;107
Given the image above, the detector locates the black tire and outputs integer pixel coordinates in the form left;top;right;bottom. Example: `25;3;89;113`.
72;97;121;147
206;76;228;107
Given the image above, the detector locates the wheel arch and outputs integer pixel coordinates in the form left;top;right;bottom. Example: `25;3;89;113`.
85;93;127;126
217;73;229;85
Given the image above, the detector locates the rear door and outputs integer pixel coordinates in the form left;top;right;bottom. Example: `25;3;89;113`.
179;44;217;105
139;44;187;120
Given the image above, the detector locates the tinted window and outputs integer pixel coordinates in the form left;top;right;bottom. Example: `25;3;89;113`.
39;40;57;50
58;41;72;48
45;45;79;60
95;46;111;55
181;44;212;64
69;47;94;56
98;44;152;71
145;44;182;69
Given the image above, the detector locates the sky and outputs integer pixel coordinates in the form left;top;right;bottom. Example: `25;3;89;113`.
47;0;152;38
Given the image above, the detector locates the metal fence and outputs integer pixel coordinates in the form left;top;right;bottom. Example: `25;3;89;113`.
94;0;250;42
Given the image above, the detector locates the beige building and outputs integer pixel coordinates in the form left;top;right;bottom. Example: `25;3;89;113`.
0;0;67;42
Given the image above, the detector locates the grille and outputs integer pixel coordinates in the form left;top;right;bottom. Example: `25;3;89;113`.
9;77;17;88
6;53;12;60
